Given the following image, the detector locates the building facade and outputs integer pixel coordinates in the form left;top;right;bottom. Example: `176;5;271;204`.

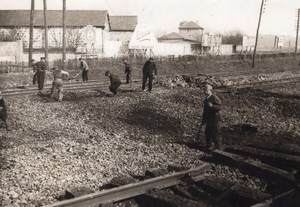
0;10;137;59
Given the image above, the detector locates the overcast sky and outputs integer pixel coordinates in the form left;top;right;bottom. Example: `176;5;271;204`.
1;0;300;36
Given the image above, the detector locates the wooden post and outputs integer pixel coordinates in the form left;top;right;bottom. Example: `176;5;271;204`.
22;61;24;73
43;0;49;68
29;0;35;67
295;9;300;54
62;0;66;70
252;0;264;68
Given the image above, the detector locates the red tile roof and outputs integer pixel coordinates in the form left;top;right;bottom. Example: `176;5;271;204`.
159;32;197;42
109;16;138;31
159;32;184;40
179;21;203;29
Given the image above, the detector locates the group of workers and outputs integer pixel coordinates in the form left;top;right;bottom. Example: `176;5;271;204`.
30;56;158;99
0;56;222;151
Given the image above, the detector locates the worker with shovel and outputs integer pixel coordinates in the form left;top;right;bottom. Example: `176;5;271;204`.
50;66;69;101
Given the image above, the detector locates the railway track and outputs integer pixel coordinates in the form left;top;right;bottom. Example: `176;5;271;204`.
2;67;300;97
43;143;300;207
2;78;142;97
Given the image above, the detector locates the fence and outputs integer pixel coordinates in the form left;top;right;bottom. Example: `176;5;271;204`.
0;61;30;73
1;53;300;77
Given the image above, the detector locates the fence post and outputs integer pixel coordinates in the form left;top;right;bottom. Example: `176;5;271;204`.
22;61;24;73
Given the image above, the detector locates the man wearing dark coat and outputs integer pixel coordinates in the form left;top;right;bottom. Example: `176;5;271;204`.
105;70;122;95
35;57;47;93
123;59;132;84
79;58;89;81
142;57;157;92
198;84;222;150
31;59;37;85
0;91;9;131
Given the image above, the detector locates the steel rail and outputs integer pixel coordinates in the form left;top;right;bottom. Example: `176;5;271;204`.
3;68;300;96
44;163;209;207
2;79;142;97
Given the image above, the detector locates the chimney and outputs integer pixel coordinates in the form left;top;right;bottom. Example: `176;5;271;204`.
179;21;186;26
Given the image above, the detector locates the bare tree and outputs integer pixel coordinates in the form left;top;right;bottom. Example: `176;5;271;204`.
222;30;245;45
0;27;25;41
49;29;62;48
66;27;84;51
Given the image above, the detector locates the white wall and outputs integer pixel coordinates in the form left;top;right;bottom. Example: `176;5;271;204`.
152;43;192;56
0;40;23;62
103;41;122;57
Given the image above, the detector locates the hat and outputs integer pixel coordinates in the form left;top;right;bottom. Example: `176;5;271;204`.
31;59;35;62
149;57;154;60
79;58;83;61
105;70;110;76
204;84;213;90
53;66;59;70
40;57;45;60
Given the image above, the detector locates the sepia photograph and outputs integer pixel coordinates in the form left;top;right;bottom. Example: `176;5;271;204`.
0;0;300;206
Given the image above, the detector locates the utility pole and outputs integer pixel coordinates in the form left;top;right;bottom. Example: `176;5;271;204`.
252;0;265;68
63;0;66;70
29;0;35;67
43;0;49;67
295;9;300;54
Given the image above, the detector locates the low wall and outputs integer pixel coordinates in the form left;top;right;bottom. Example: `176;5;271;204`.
153;43;192;56
0;40;23;62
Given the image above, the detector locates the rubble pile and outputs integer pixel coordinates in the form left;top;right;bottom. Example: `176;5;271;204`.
155;71;300;88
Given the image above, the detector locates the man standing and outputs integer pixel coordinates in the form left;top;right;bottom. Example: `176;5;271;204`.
31;59;37;85
198;84;222;151
35;57;47;93
79;58;89;81
105;70;122;95
50;66;69;101
123;59;132;84
142;57;157;92
0;91;9;131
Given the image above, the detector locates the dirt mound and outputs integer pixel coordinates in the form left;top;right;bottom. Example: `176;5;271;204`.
155;71;300;88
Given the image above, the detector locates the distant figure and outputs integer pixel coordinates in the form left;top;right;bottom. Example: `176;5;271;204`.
0;91;9;131
142;57;157;92
198;84;222;151
123;59;132;84
31;59;37;85
35;57;47;93
105;70;122;95
50;66;69;101
79;58;89;81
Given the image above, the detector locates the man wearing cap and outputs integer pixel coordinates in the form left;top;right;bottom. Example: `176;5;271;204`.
123;59;132;84
50;66;69;101
0;91;9;131
31;59;37;85
36;57;47;93
105;70;121;95
142;57;157;92
79;58;89;81
198;84;222;151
